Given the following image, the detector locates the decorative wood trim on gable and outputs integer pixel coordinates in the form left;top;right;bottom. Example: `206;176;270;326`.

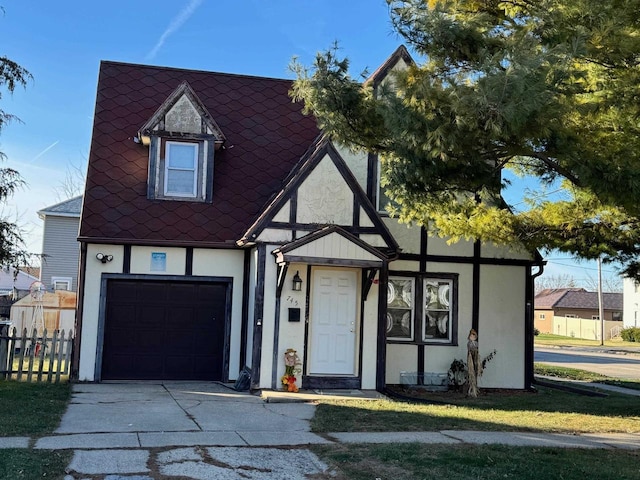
365;45;414;90
271;225;392;266
240;136;399;255
138;81;226;145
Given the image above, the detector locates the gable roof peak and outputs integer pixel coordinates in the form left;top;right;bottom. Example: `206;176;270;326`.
138;80;226;144
365;44;414;87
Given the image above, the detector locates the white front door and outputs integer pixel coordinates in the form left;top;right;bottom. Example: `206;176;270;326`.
309;269;358;375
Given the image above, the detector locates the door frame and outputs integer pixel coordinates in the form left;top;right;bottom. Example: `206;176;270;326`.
95;273;233;382
303;266;362;389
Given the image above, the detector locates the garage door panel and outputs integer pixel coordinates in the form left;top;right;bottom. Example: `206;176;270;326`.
102;279;228;381
109;281;137;301
138;306;166;327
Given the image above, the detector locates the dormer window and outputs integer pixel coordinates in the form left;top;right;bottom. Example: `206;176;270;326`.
165;141;198;197
138;81;225;203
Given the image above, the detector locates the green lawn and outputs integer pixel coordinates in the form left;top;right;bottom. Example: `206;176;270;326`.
311;386;640;434
535;333;640;348
312;443;640;480
0;382;72;480
0;381;71;436
312;386;640;479
534;363;640;391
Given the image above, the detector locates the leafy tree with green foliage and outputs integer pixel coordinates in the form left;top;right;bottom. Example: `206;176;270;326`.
0;43;32;268
290;0;640;277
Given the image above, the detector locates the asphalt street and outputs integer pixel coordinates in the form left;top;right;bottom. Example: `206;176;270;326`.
535;347;640;379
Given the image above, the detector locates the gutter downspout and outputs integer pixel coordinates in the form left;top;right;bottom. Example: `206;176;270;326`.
526;262;545;389
71;241;87;381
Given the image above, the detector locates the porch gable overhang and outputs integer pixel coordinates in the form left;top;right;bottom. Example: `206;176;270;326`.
271;225;393;268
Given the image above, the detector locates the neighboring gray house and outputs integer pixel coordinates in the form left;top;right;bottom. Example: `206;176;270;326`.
38;196;82;291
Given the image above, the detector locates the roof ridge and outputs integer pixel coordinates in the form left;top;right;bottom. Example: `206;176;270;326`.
100;60;295;83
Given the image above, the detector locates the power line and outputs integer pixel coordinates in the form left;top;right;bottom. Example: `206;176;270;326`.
545;260;619;274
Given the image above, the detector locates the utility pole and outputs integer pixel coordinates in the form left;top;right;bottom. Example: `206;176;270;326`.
598;257;604;346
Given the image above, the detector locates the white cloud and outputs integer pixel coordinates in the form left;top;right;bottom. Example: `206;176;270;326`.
145;0;204;61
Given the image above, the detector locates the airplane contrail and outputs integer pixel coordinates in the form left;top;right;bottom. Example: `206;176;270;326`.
146;0;204;61
30;140;59;163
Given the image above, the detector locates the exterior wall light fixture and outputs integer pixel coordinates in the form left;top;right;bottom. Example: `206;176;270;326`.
292;271;302;291
96;253;113;264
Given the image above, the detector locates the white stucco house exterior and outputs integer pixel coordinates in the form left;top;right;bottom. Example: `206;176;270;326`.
75;47;542;391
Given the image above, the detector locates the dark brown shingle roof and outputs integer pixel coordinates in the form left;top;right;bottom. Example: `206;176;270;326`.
535;288;623;311
79;61;320;246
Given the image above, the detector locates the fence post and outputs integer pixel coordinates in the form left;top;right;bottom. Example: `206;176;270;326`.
0;322;9;380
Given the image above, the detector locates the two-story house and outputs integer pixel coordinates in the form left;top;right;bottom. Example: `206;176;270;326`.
38;195;82;291
75;47;542;391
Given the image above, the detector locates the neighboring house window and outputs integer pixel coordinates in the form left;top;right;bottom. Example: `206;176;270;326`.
387;273;458;345
592;315;600;320
51;277;72;291
164;141;198;197
539;313;545;319
387;277;415;340
565;314;576;318
612;311;622;321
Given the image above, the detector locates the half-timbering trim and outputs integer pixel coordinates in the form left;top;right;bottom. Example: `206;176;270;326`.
185;247;193;275
376;263;389;391
272;225;392;264
123;244;131;274
362;268;377;301
240;136;399;253
472;241;481;332
398;252;536;267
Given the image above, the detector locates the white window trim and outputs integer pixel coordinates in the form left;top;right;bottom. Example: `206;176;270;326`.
387;276;415;341
51;276;72;291
423;278;453;343
164;141;198;197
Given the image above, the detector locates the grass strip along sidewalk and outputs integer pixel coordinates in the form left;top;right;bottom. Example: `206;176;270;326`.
0;382;72;480
310;384;640;479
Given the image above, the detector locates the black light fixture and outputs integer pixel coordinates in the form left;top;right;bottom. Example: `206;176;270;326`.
292;271;302;291
96;253;113;264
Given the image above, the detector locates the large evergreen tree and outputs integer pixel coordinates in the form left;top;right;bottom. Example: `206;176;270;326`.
0;50;32;267
291;0;640;277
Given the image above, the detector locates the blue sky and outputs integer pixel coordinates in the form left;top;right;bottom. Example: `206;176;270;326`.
0;0;621;289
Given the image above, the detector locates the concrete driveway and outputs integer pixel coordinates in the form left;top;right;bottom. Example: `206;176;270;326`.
47;382;335;479
55;382;323;445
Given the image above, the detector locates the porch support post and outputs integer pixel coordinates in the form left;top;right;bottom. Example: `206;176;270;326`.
376;261;389;392
250;244;266;390
271;263;288;389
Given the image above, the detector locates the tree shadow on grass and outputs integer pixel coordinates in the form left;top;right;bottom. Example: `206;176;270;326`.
310;385;640;434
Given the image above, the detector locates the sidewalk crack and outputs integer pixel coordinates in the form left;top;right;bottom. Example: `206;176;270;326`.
163;384;203;431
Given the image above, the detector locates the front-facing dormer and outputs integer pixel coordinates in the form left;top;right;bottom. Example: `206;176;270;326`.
138;81;226;202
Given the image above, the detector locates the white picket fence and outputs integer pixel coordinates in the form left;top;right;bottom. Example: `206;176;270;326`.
0;327;73;383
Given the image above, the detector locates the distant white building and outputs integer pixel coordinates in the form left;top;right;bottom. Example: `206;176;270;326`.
623;278;640;328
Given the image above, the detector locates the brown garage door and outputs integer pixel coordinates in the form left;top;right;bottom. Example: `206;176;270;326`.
101;279;228;381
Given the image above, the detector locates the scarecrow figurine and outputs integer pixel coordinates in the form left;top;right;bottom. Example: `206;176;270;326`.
466;329;481;397
282;348;301;392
